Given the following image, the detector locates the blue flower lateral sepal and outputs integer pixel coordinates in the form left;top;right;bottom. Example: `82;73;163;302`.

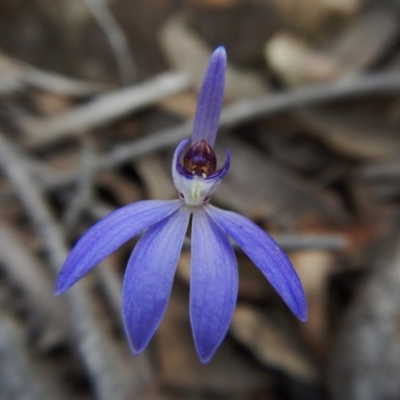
55;47;307;364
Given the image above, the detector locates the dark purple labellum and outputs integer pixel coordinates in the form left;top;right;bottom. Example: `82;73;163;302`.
183;140;217;176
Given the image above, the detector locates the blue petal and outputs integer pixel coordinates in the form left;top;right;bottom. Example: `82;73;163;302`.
55;200;183;294
191;208;238;363
192;47;226;147
205;205;308;322
122;207;190;353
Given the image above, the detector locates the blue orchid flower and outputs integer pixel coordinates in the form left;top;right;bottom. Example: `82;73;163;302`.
55;47;307;364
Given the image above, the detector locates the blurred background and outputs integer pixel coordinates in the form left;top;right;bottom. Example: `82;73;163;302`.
1;0;400;399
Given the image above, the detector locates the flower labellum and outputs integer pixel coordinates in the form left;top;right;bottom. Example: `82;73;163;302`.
55;47;308;364
183;140;217;176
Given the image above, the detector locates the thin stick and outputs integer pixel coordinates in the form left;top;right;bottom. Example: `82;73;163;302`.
0;131;152;400
187;235;347;252
0;51;112;96
37;71;400;189
0;221;68;347
357;159;400;181
22;71;190;148
100;71;400;168
84;0;136;85
62;141;97;230
0;312;67;400
0;135;68;269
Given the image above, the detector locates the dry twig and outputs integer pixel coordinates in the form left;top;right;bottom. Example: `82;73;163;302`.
0;222;68;349
0;51;112;96
83;0;136;85
22;72;190;147
0;130;153;400
62;141;97;230
36;71;400;189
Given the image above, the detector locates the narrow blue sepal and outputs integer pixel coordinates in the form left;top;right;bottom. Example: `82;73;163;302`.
54;200;183;295
192;46;226;147
205;205;308;322
123;208;190;354
190;208;238;364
